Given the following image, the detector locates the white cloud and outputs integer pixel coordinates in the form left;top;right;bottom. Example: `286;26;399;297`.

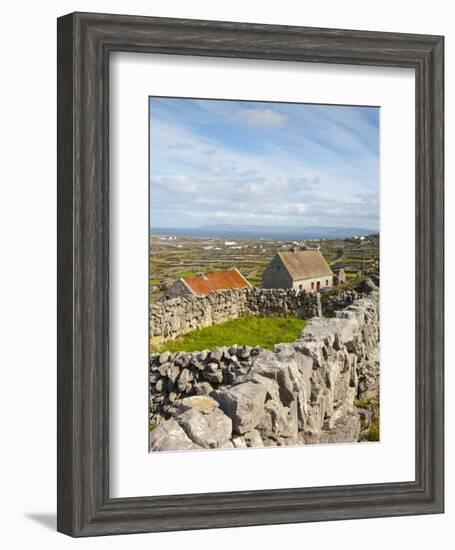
209;163;224;176
151;175;198;194
209;161;238;176
167;141;194;151
149;99;379;229
235;108;288;128
278;203;306;215
213;210;230;219
245;182;263;195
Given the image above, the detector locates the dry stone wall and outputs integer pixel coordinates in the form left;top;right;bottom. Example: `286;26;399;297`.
149;287;380;451
151;287;321;345
320;278;376;315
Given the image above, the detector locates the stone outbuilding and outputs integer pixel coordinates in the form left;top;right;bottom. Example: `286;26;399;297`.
164;267;251;299
262;249;334;292
334;268;347;285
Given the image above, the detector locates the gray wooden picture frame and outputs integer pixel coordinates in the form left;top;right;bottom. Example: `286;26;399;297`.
57;12;444;537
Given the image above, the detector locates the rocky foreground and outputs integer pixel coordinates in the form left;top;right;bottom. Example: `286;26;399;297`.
150;285;380;451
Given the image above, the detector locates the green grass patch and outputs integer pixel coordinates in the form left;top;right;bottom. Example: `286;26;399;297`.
355;397;380;442
153;316;307;353
366;418;380;442
174;271;197;277
354;398;371;408
340;257;368;262
150;414;165;432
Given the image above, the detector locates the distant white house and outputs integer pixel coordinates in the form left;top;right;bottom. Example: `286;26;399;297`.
224;241;237;246
262;249;334;292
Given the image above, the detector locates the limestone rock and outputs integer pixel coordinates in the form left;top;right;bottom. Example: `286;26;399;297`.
178;395;219;415
202;369;223;384
238;345;252;359
210;348;224;363
256;400;297;444
177;368;190;391
194;381;214;396
149;419;199;451
244;429;264;447
306;406;361;444
177;409;221;448
154;378;164;393
205;408;233;444
158;351;171;364
247;373;281;402
232;436;247;448
211;381;267;434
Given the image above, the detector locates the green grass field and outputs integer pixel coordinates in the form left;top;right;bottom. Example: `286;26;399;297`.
174;271;197;277
153;316;307;353
355;397;380;442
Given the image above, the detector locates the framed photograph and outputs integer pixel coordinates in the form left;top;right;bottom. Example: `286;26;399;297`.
57;12;444;536
147;95;382;450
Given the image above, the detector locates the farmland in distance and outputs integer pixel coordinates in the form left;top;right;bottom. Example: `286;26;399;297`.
150;233;379;302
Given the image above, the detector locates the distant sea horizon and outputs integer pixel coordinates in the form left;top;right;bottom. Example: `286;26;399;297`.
150;225;378;241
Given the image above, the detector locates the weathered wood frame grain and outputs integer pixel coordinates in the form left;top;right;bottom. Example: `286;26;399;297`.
57;12;444;537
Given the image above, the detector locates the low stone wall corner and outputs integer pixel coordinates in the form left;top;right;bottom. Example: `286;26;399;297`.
150;287;321;345
150;290;380;450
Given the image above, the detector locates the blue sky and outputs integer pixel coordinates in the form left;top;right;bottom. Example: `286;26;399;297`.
149;97;379;230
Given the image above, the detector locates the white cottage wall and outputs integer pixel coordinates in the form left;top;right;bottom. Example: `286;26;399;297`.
293;275;334;292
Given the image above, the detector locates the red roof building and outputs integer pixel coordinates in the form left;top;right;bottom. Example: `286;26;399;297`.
165;268;251;299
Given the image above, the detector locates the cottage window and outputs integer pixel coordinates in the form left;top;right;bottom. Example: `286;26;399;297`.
311;282;314;290
326;280;329;286
299;284;302;290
